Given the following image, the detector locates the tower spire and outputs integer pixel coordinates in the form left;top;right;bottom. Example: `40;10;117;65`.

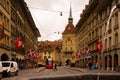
68;1;73;23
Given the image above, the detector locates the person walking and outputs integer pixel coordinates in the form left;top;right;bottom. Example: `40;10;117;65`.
53;64;58;71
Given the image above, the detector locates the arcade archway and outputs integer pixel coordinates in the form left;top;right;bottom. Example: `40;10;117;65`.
114;54;118;69
1;53;9;61
65;59;71;65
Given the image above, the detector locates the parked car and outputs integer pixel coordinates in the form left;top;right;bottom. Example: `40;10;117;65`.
2;61;19;76
0;61;3;79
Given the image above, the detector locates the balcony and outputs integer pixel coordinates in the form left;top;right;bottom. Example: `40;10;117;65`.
107;47;112;52
103;46;114;52
63;50;73;53
112;45;118;50
88;36;99;45
103;48;108;53
91;49;97;53
0;44;10;50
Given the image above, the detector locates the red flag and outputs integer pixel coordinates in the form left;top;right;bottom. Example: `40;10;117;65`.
35;53;40;59
97;40;103;52
14;37;23;50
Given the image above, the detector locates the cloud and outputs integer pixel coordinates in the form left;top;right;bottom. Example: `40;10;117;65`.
25;0;89;41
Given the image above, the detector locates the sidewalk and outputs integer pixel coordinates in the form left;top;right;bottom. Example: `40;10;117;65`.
64;66;119;73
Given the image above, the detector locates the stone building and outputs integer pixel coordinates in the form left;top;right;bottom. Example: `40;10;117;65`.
38;40;62;66
76;0;120;70
62;5;76;66
0;0;40;68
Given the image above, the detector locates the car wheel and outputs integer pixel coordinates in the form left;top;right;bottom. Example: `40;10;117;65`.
15;71;18;76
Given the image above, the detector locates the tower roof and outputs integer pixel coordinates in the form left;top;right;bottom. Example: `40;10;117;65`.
63;1;74;34
62;23;75;34
68;1;73;23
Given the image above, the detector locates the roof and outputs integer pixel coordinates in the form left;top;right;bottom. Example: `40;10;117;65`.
62;23;75;34
38;40;62;51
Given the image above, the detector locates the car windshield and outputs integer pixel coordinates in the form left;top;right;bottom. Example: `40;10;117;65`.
2;62;10;67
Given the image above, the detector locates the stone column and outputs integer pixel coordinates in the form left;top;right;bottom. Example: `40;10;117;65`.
111;54;114;71
107;54;110;70
101;52;104;70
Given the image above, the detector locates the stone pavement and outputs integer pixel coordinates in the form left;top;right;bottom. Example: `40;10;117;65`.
20;67;120;80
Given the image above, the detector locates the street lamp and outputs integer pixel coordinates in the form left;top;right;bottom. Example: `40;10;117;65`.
106;3;120;33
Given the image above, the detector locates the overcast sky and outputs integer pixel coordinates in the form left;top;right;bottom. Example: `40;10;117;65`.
24;0;89;41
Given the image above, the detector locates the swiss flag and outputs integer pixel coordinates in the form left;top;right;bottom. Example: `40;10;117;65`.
27;49;35;57
97;39;103;52
14;37;23;50
76;50;82;58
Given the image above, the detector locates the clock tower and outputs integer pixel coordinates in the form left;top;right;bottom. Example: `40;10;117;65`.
62;2;76;66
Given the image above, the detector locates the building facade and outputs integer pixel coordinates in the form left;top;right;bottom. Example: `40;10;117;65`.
38;40;62;66
76;0;120;70
0;0;40;68
62;5;76;66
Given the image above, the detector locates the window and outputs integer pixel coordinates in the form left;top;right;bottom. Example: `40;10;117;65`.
115;33;118;46
89;33;91;40
71;40;72;44
7;37;9;46
11;63;13;67
7;19;9;30
105;39;107;49
71;47;72;51
66;40;67;45
109;19;112;29
6;1;10;12
48;56;51;58
109;37;112;48
115;13;118;25
92;31;94;39
65;47;67;51
0;13;2;21
44;56;46;59
44;52;46;55
2;63;10;67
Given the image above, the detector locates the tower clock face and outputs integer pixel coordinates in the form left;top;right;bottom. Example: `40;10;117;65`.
68;27;70;30
69;20;72;22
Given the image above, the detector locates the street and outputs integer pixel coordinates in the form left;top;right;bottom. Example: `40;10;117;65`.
2;67;81;80
2;66;120;80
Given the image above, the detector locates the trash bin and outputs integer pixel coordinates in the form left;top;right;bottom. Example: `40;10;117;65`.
91;66;96;70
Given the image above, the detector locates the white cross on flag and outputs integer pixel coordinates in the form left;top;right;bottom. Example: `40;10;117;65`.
27;49;35;57
14;37;23;50
76;50;82;58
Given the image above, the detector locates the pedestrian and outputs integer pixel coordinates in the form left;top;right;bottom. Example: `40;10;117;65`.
20;63;24;70
53;64;58;71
